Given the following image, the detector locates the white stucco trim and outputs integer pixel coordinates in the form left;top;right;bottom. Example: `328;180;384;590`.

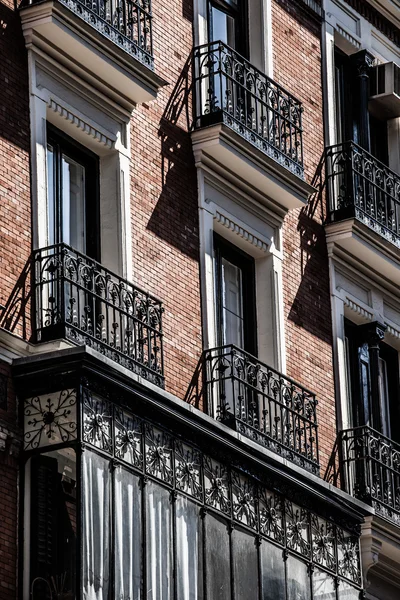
27;49;133;279
197;168;286;372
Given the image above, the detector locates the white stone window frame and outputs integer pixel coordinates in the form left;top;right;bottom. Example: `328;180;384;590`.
197;168;286;372
28;50;133;279
328;251;400;430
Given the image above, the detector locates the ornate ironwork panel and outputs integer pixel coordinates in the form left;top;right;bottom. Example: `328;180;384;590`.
193;41;304;178
24;386;363;593
185;344;320;474
33;243;164;387
30;0;154;68
325;141;400;247
327;425;400;527
24;389;77;450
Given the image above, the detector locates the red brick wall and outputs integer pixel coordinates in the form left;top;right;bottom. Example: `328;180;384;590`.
0;362;20;600
0;0;31;339
129;0;202;399
272;0;336;473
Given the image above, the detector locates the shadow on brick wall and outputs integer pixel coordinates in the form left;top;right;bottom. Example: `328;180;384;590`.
0;257;31;340
146;55;199;261
287;155;332;344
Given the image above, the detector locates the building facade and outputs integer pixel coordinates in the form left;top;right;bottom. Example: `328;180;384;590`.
0;0;400;598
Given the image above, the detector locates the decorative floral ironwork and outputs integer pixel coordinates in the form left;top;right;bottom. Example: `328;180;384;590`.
175;442;203;500
115;408;143;467
285;501;311;559
326;141;400;248
26;385;362;588
204;456;231;514
31;0;154;68
193;41;304;178
24;389;77;450
329;426;400;526
337;529;361;586
184;344;319;474
33;243;164;387
259;489;284;544
231;470;257;528
145;424;173;484
82;389;112;453
311;515;336;571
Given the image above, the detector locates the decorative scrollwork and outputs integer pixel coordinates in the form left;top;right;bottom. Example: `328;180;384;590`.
194;41;304;178
82;388;113;453
24;389;77;450
145;424;173;484
326;141;400;248
259;489;284;544
204;456;231;514
185;344;319;474
33;243;164;387
115;408;143;467
175;442;203;500
311;515;336;571
285;501;311;559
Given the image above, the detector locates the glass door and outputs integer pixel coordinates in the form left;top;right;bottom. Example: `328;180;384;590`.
46;125;100;260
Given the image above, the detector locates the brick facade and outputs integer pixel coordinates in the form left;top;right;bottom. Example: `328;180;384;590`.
0;0;378;597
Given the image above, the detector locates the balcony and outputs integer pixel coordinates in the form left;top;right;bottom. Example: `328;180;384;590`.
20;0;167;105
326;426;400;526
185;344;319;474
325;141;400;284
33;243;164;386
191;41;314;210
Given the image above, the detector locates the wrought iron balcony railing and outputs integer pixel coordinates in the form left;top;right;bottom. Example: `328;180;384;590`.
33;244;164;386
29;0;154;68
193;41;304;178
326;426;400;525
185;345;319;474
325;141;400;248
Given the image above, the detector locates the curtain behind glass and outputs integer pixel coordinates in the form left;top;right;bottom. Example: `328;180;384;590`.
82;451;110;600
115;467;142;600
146;481;172;600
176;495;203;600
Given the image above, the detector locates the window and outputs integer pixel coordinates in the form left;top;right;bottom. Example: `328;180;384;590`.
47;125;100;259
207;0;247;55
344;319;400;440
214;234;257;355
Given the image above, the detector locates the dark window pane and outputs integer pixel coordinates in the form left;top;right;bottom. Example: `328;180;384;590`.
286;556;311;600
115;468;142;600
82;450;111;600
176;495;203;600
232;528;258;600
205;514;231;600
30;448;77;600
146;482;172;600
260;540;285;600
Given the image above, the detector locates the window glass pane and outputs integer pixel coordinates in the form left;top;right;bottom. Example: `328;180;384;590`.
210;6;236;47
205;514;231;600
286;556;311;600
115;467;142;600
313;569;336;600
221;257;244;347
61;153;86;253
82;450;110;600
47;144;55;246
146;481;172;600
232;528;258;600
378;357;391;438
337;580;360;600
176;495;203;600
260;540;285;600
30;448;77;600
